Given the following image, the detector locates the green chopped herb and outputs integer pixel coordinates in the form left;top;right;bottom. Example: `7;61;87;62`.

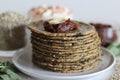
75;32;84;37
59;43;65;47
47;40;52;46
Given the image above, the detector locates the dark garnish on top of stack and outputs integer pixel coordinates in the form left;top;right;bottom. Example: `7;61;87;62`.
43;19;78;33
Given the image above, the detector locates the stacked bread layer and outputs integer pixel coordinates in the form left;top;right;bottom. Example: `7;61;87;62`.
29;21;101;73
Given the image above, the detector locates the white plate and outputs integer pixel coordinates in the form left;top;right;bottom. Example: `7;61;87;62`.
13;46;116;80
0;48;24;57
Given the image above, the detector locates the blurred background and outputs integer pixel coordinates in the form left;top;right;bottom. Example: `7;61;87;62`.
0;0;120;56
0;1;119;79
0;0;120;22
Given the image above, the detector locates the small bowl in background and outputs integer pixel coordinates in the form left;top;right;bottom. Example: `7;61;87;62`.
83;19;120;47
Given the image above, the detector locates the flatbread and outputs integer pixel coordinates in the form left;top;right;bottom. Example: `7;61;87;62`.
27;20;101;73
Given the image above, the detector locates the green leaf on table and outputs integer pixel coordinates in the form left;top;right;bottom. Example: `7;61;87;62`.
0;62;22;80
107;42;120;56
0;74;10;80
109;47;120;56
6;69;22;80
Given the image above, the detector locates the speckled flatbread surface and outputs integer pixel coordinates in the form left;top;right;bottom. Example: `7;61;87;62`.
28;20;101;73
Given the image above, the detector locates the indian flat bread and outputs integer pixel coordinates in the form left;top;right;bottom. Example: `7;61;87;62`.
28;19;101;73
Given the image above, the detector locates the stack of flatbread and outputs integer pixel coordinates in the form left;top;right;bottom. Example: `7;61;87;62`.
28;20;101;73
